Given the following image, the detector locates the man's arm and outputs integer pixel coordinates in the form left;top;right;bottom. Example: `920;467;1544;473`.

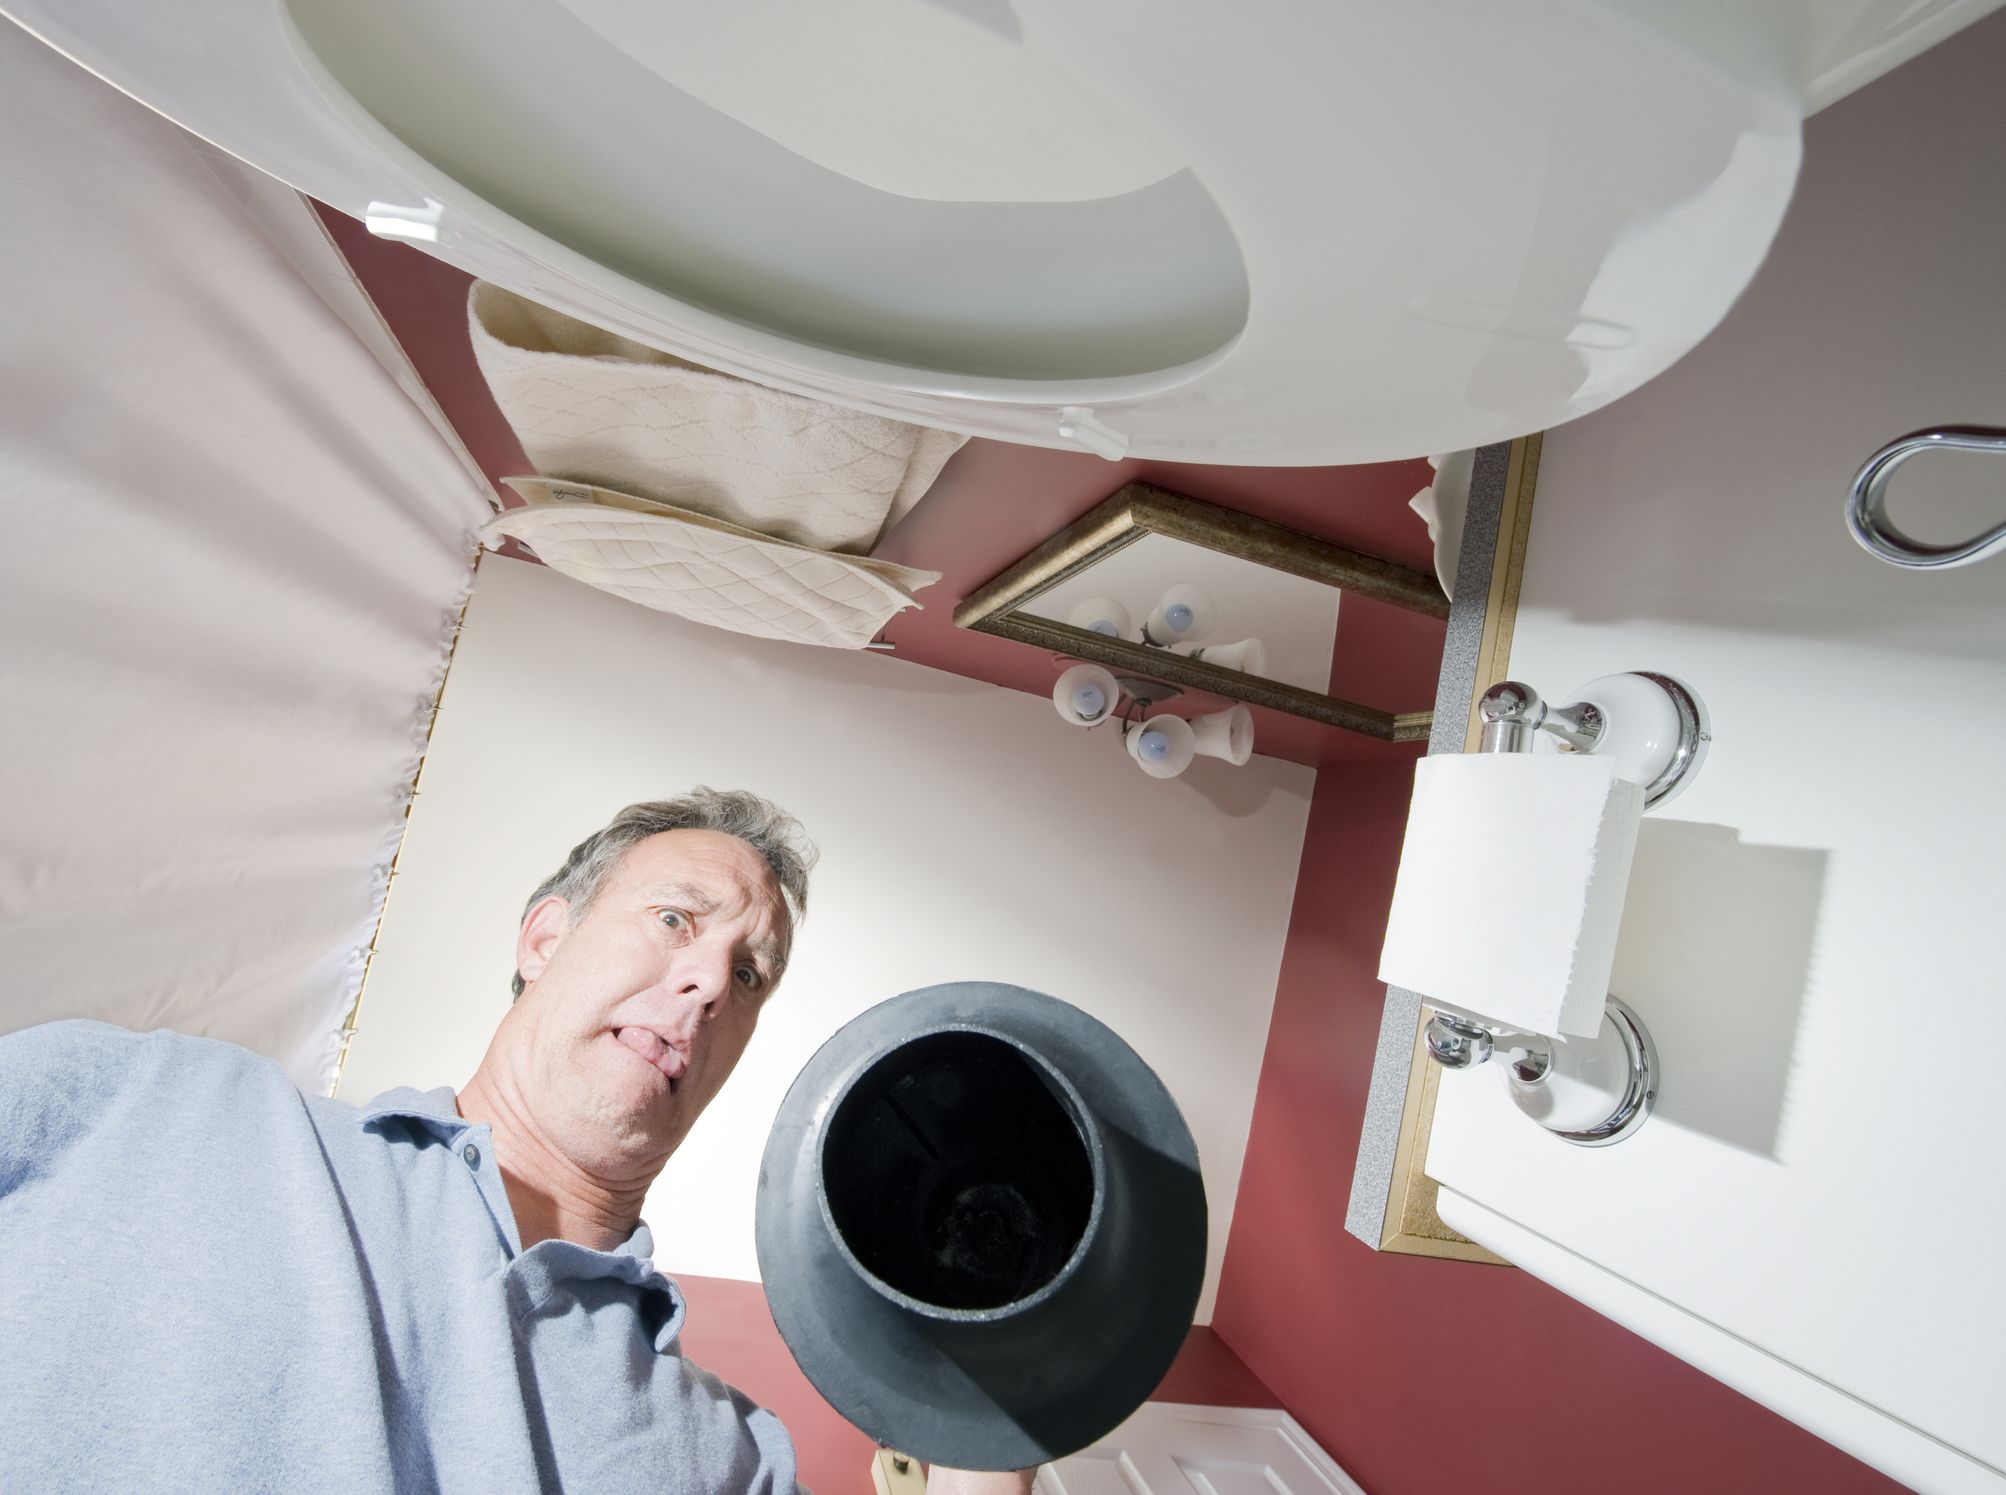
0;1020;142;1198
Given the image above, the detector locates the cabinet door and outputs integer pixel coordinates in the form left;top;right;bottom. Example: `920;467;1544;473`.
1037;1404;1364;1495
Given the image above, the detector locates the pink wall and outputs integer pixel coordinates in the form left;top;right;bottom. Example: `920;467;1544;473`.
1207;761;1912;1495
675;1275;1275;1494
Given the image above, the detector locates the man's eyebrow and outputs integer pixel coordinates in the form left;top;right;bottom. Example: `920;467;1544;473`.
749;934;787;977
641;882;719;914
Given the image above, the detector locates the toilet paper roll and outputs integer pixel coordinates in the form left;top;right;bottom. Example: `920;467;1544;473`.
1378;753;1643;1038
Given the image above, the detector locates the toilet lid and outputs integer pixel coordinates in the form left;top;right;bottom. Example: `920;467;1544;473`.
4;0;1806;464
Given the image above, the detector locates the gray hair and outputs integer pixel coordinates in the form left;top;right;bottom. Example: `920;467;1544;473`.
511;787;816;997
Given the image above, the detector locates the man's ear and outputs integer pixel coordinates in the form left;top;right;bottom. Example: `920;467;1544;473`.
515;894;572;992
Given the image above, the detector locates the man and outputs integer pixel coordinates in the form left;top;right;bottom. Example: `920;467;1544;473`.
0;788;1030;1493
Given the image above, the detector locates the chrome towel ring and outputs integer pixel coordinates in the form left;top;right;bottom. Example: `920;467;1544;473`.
1847;426;2006;570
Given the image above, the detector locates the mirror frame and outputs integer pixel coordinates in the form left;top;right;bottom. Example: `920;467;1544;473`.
954;481;1448;740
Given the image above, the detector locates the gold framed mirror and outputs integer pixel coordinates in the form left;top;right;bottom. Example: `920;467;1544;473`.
954;481;1448;740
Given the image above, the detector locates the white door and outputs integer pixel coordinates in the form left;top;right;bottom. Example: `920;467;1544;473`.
1036;1404;1366;1495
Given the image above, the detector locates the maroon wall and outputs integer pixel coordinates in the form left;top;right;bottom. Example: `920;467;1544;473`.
675;1275;1275;1495
1207;761;1912;1495
313;202;529;502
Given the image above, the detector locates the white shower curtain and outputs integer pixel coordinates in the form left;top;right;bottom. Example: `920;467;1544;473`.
0;25;493;1091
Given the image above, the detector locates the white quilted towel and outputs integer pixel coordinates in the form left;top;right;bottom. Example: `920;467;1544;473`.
486;478;942;650
470;282;966;555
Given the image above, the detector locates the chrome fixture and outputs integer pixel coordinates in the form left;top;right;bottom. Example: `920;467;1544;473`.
1476;671;1709;808
1416;670;1708;1146
1425;1000;1658;1147
1847;426;2006;570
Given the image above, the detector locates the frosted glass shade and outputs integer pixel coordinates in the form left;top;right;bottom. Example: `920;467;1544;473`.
1067;596;1133;639
1190;705;1254;765
1180;636;1266;677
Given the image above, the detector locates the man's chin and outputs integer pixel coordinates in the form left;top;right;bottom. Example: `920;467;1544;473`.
558;1106;684;1183
562;1069;678;1151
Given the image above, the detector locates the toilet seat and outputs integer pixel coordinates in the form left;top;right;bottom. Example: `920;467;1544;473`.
4;0;1882;464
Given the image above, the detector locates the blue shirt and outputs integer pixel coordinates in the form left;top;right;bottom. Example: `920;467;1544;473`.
0;1020;802;1494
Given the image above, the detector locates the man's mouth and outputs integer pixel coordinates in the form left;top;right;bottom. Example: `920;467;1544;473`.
612;1026;689;1087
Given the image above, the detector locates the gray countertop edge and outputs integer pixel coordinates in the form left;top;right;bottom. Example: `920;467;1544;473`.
1342;441;1513;1249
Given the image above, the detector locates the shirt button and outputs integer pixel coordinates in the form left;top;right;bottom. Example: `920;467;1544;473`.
462;1143;481;1169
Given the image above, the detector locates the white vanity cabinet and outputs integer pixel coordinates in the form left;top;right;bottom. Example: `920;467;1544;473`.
1423;15;2006;1494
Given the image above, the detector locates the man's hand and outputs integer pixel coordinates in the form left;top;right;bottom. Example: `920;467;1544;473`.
925;1466;1038;1495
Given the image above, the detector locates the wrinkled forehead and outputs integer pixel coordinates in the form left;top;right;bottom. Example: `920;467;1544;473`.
615;829;793;947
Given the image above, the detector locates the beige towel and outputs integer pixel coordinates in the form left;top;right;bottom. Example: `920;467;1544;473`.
470;283;965;555
488;478;941;650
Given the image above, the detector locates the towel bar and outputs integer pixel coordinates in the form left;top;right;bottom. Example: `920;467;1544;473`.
1846;426;2006;569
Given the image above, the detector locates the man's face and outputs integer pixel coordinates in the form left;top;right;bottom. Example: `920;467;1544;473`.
503;829;790;1176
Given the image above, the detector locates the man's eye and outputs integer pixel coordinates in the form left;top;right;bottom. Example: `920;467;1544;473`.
659;909;688;931
734;966;762;991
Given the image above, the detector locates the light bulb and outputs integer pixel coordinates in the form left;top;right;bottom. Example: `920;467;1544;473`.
1125;713;1197;778
1145;584;1217;645
1052;662;1120;726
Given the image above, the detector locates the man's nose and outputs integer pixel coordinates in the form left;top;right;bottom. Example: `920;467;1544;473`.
666;942;732;1020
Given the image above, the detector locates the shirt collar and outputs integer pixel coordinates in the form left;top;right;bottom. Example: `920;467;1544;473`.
358;1085;470;1145
516;1228;687;1351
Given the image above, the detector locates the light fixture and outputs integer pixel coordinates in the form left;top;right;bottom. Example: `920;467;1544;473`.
1047;580;1267;781
1379;671;1712;1145
1049;664;1259;781
1061;581;1267;679
1066;596;1134;639
1142;584;1217;646
1123;705;1257;780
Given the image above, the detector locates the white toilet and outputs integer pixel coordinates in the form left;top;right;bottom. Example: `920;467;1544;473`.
5;0;1991;464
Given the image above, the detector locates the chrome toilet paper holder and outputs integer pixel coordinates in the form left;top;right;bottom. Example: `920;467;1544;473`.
1474;671;1709;808
1421;671;1710;1146
1425;996;1658;1147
